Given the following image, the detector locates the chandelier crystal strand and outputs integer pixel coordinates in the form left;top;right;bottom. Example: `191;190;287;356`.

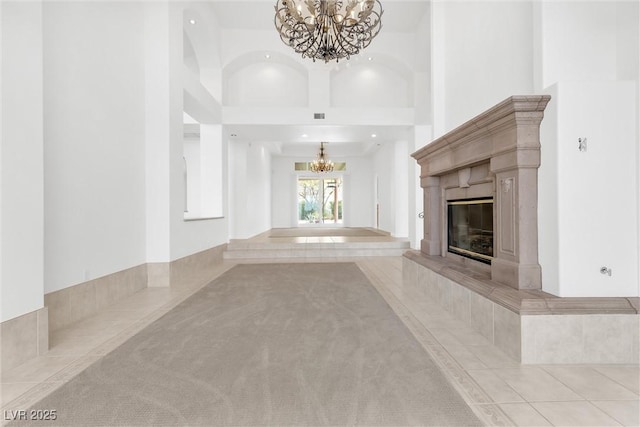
310;142;334;173
274;0;383;63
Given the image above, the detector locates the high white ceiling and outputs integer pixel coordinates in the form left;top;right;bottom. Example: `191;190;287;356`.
223;124;415;156
210;0;429;32
207;0;430;157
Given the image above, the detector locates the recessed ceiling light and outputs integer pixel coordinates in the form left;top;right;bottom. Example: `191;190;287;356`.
371;134;377;138
368;56;373;61
265;53;271;59
189;19;196;25
302;134;308;138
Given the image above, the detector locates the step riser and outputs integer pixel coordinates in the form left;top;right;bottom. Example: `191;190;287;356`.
224;234;410;260
224;248;408;259
226;243;409;251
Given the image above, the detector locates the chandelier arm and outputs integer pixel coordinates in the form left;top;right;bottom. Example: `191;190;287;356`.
293;25;322;59
336;7;381;59
274;0;383;63
333;24;364;55
340;13;381;51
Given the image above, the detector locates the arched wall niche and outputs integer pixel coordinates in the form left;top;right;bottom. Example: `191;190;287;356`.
330;54;414;108
223;52;309;107
182;7;220;75
181;8;224;220
183;30;200;77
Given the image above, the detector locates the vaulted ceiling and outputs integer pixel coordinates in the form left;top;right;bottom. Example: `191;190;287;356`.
205;0;431;157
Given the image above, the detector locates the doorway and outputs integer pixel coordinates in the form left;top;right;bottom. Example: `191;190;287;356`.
297;177;343;225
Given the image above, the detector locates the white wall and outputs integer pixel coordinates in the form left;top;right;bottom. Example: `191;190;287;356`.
539;81;638;297
183;125;224;220
183;4;222;100
1;1;45;321
536;1;639;297
246;143;272;236
539;1;618;88
183;137;202;215
440;1;534;131
341;156;376;228
228;141;247;237
373;144;395;234
414;9;431;125
225;60;308;107
42;1;147;293
199;124;224;217
40;1;228;294
372;141;415;239
228;141;272;239
393;141;409;238
168;2;227;260
409;126;431;249
145;1;172;263
270;155;295;228
615;1;639;81
330;62;412;108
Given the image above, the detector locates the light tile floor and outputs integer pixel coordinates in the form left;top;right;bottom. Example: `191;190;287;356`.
358;257;639;427
1;255;638;426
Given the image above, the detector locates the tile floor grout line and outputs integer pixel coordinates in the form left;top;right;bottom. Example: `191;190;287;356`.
590;368;640;397
539;365;640;401
589;401;638;427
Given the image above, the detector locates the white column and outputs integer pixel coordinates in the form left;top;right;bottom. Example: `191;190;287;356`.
393;140;409;238
144;1;172;264
1;0;45;322
410;126;431;249
430;1;446;138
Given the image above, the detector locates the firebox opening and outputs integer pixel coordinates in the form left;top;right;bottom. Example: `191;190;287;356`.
447;198;493;264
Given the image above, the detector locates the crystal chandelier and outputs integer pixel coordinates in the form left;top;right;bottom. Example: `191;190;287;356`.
274;0;383;63
310;142;334;173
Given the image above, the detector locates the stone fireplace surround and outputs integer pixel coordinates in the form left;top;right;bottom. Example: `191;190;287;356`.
414;95;549;291
407;96;639;363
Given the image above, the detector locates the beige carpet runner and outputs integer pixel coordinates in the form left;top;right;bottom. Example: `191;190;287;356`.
11;263;481;426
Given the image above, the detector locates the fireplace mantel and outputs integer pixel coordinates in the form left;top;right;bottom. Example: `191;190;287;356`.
412;95;551;290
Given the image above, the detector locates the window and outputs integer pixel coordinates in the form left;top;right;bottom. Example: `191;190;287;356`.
297;177;343;224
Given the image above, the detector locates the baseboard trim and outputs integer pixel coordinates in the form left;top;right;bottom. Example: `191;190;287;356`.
44;243;227;334
1;307;48;373
147;243;227;289
44;264;148;333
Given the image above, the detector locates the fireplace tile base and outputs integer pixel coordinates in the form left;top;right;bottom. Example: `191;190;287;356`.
403;252;639;364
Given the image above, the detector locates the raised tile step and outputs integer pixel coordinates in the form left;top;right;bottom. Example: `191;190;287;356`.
223;240;410;260
226;241;409;250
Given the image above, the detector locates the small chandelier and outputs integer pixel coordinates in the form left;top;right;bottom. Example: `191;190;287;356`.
310;142;334;173
274;0;383;63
